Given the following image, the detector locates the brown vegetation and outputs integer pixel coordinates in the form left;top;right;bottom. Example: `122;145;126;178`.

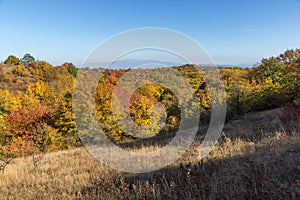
0;107;299;199
0;49;299;199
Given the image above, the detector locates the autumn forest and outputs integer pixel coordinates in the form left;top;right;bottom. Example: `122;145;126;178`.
0;49;299;161
0;49;299;199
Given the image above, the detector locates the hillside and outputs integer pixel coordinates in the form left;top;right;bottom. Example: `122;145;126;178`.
0;64;37;92
0;108;299;199
0;49;299;199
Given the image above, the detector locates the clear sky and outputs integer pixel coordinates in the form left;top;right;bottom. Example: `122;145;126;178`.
0;0;300;66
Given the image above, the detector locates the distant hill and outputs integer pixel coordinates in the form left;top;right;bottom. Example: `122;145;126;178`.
79;59;254;69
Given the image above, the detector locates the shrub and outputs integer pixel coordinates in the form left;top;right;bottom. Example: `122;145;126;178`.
0;74;12;82
13;65;29;76
279;99;300;122
4;55;19;65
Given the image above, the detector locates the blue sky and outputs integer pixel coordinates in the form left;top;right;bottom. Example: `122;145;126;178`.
0;0;300;66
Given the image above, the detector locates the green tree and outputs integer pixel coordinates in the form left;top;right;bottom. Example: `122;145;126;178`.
67;63;78;77
281;61;300;101
4;55;19;65
250;57;285;84
19;53;35;65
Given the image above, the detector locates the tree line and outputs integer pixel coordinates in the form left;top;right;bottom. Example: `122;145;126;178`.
0;49;299;161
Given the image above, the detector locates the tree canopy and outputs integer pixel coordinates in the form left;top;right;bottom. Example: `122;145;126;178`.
19;53;35;65
4;55;19;65
0;49;299;160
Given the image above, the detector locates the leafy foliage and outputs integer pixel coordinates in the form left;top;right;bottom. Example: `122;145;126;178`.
67;63;78;77
19;53;35;65
54;91;80;148
4;103;55;156
4;55;19;65
0;49;300;159
13;65;30;76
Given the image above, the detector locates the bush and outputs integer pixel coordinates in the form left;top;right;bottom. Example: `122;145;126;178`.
4;55;19;65
13;65;30;76
0;74;12;82
279;99;300;122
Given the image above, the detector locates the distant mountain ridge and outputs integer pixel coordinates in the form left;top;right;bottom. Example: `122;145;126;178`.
78;59;254;69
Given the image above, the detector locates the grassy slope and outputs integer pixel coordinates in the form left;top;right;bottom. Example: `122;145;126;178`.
0;64;39;92
0;108;299;199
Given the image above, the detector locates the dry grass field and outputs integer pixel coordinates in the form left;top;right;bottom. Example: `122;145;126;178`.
1;108;299;199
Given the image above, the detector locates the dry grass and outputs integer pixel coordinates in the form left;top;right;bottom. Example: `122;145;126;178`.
0;109;299;199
